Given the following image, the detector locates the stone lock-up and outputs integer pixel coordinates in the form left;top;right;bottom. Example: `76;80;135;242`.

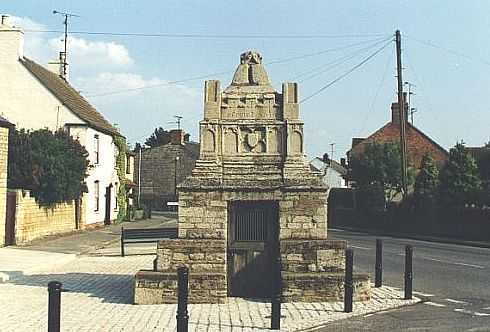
134;51;370;304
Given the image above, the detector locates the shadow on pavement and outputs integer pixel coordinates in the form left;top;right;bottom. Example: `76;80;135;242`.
1;270;135;304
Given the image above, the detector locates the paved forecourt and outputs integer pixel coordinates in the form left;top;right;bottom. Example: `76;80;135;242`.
0;253;419;331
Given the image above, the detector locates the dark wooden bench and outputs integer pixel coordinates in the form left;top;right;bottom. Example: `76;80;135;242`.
120;226;178;256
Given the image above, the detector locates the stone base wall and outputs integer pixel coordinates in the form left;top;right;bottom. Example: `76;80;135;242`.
279;191;327;240
281;239;346;273
282;272;370;302
134;239;227;304
13;190;82;244
134;271;227;304
178;188;328;241
156;239;226;273
178;191;227;239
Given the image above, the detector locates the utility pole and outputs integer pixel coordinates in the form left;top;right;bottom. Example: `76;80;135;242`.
396;30;408;197
404;82;417;125
53;10;79;79
174;115;183;130
330;143;335;161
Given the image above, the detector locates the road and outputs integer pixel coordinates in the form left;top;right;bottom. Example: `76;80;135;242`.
319;229;490;331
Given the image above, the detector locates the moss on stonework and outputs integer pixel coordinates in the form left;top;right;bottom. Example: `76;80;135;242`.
114;136;129;222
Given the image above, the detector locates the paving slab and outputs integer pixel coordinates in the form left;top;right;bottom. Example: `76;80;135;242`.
0;253;420;331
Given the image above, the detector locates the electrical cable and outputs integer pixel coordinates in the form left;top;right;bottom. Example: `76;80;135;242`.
359;44;393;134
293;36;393;83
405;35;490;67
300;39;393;104
25;29;387;39
85;37;391;98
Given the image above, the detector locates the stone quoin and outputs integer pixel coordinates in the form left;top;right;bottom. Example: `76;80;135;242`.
134;51;370;304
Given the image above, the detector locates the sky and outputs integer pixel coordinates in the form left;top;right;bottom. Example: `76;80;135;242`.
3;1;490;159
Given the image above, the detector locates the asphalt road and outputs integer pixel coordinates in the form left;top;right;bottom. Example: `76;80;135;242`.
320;229;490;332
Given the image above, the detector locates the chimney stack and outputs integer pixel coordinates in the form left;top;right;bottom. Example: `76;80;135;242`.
391;92;408;125
0;13;24;63
170;129;185;145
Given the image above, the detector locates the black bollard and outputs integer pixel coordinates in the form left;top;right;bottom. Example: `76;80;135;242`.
271;245;282;330
176;266;189;332
48;281;62;332
375;239;383;288
344;248;353;313
404;245;413;300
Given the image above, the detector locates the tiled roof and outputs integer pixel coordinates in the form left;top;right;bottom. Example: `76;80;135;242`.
0;115;14;128
20;57;121;137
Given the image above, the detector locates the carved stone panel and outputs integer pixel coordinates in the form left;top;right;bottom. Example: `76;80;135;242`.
203;129;216;152
267;127;282;154
291;130;303;154
224;128;238;154
240;127;266;153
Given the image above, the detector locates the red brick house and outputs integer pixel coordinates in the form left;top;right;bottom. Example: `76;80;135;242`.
348;98;448;170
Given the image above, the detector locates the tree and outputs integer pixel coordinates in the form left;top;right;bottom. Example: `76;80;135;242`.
414;153;439;210
8;129;89;206
145;127;172;147
350;142;414;206
439;141;482;208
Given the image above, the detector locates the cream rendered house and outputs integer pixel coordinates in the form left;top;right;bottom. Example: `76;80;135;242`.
0;15;122;226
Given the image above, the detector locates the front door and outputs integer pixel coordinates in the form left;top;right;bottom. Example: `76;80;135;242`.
104;185;112;225
228;201;278;298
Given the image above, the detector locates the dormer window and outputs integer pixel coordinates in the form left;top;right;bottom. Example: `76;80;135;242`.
94;134;99;164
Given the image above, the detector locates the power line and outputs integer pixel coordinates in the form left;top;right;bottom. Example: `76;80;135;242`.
24;29;387;39
294;36;393;83
84;38;391;98
359;45;393;134
266;36;391;65
300;39;393;104
405;35;490;67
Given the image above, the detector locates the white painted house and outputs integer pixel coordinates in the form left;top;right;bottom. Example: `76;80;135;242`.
309;157;348;190
0;15;123;226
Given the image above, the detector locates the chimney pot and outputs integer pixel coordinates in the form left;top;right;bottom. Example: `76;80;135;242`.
1;15;9;26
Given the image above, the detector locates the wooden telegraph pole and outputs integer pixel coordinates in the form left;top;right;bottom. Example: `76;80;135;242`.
395;30;408;197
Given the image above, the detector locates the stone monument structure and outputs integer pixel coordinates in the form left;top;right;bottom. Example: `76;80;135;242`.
134;51;370;304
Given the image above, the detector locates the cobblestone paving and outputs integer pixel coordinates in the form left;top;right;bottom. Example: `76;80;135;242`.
0;254;419;331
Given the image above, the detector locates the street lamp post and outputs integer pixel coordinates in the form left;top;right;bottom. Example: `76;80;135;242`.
174;155;180;200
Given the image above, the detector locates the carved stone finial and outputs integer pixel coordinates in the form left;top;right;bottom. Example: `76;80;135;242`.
240;51;263;65
227;50;273;92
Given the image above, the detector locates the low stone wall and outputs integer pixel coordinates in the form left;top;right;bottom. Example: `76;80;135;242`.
13;190;80;244
134;271;227;304
282;272;370;302
134;239;228;304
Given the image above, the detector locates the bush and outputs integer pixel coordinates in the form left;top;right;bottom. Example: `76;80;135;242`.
8;128;89;206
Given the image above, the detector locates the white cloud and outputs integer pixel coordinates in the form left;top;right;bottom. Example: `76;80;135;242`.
10;15;133;69
74;72;202;144
48;36;134;67
9;15;201;146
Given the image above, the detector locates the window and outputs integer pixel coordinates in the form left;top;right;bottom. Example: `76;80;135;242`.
94;134;100;164
94;181;100;212
114;183;118;210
